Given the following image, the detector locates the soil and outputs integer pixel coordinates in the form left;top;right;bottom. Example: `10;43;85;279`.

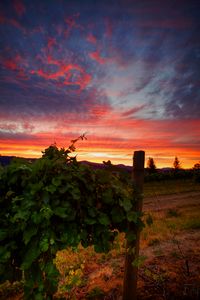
137;191;200;300
144;191;200;212
1;191;200;300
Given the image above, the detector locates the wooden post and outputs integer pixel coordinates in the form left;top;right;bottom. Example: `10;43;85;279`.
122;150;145;300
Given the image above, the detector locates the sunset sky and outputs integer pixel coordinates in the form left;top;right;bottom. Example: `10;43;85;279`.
0;0;200;168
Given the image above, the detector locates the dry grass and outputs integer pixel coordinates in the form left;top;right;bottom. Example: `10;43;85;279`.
144;178;200;197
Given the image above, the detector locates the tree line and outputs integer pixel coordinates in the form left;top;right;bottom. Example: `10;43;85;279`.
145;156;200;183
146;156;200;173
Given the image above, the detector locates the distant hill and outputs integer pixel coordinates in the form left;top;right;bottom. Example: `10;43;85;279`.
0;155;133;172
80;160;132;172
0;156;16;166
0;156;179;174
0;156;36;166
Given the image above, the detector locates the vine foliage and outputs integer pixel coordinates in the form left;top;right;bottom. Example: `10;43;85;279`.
0;136;141;299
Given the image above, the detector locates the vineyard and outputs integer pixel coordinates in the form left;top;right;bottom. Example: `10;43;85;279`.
0;139;200;299
0;138;145;300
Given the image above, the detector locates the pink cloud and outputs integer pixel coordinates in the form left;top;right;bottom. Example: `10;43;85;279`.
105;17;113;38
64;13;81;36
89;104;111;118
0;14;26;32
0;123;17;131
89;51;106;64
2;54;29;79
46;55;60;66
13;0;26;17
87;33;97;44
23;121;34;131
4;59;18;71
32;62;91;90
47;37;57;50
122;105;148;117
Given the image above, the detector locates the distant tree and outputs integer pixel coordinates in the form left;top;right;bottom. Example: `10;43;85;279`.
147;157;157;174
173;156;181;170
193;162;200;170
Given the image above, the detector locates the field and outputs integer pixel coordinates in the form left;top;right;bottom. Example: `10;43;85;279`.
1;179;200;300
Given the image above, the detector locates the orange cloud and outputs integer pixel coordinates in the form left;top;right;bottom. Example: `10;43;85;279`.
1;109;199;168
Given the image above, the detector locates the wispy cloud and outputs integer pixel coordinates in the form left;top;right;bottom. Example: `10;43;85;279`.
13;0;26;17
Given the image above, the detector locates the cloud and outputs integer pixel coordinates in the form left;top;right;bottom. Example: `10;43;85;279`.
164;38;200;119
121;104;148;117
13;0;26;17
89;51;107;64
47;37;57;50
87;33;97;44
64;13;82;36
138;18;194;30
0;16;26;32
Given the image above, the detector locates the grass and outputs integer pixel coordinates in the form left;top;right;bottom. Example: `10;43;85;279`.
53;194;200;297
143;207;199;246
182;218;200;230
166;208;180;218
144;178;200;197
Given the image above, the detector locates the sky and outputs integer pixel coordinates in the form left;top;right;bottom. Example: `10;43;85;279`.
0;0;200;168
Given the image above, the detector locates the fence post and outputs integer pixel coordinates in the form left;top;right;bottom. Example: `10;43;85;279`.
122;150;145;300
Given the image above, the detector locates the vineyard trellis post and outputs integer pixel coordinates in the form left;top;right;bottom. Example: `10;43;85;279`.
122;150;145;300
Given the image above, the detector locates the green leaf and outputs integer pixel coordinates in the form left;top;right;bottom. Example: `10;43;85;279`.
21;241;40;269
98;213;110;226
120;198;132;212
54;207;67;218
0;246;11;263
59;185;68;194
31;211;42;224
35;293;44;300
30;182;43;195
40;206;53;219
5;190;14;198
127;211;138;223
126;232;136;242
52;177;61;187
88;207;97;218
0;230;7;241
12;210;29;222
70;186;81;200
39;237;49;252
23;226;38;245
45;185;57;194
44;262;59;278
111;207;125;223
102;189;113;204
132;255;147;267
85;217;96;225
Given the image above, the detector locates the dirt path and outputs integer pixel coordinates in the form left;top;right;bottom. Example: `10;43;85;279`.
140;191;200;299
144;191;200;212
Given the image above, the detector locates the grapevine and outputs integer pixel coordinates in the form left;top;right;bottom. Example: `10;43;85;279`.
0;136;142;299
